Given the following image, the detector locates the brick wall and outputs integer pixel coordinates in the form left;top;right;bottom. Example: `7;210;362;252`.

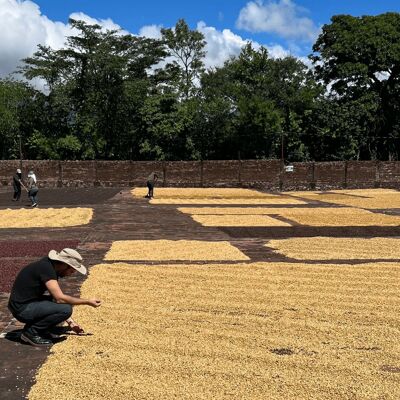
281;162;314;191
314;162;346;190
164;161;201;186
1;160;399;190
379;162;400;187
240;160;281;188
346;161;377;188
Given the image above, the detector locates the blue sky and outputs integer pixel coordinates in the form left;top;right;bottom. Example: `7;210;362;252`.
1;0;400;78
32;0;400;27
32;0;400;43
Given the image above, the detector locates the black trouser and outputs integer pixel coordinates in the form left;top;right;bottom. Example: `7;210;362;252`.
13;185;21;200
147;181;154;197
28;188;39;204
9;300;72;336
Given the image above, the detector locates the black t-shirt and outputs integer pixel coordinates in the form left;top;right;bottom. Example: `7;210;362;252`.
8;257;58;310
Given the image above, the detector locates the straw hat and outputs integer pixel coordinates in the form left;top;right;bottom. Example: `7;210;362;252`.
48;248;87;275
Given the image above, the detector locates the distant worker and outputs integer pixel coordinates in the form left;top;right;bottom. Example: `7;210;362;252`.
27;170;39;207
8;248;101;347
145;172;158;199
12;168;23;201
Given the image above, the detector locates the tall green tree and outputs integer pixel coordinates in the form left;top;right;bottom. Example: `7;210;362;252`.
161;19;206;99
200;44;321;160
311;13;400;160
137;19;207;160
0;79;34;159
20;19;166;159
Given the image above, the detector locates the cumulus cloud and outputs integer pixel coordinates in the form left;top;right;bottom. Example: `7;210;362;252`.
0;0;68;76
138;24;163;39
69;12;124;32
0;0;124;79
197;21;250;68
138;21;291;70
236;0;320;43
198;21;290;67
0;0;303;83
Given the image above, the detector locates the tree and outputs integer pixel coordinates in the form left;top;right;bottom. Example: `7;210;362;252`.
311;13;400;160
139;92;199;160
0;79;34;159
161;19;206;99
200;44;321;160
20;19;167;159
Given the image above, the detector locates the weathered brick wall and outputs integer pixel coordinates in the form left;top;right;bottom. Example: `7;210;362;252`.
96;161;134;187
17;160;61;187
164;161;201;187
379;162;400;187
61;161;96;187
1;160;399;190
240;160;281;189
281;162;314;191
346;161;377;188
314;162;346;190
131;161;164;186
202;160;241;187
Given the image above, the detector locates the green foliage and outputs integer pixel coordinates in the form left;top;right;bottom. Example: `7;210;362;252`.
19;18;166;160
139;93;197;160
0;14;398;161
161;19;206;99
26;130;58;159
312;13;400;160
57;135;82;160
200;43;321;159
0;79;34;159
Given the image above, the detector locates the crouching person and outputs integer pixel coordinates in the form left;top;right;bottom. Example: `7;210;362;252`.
8;248;101;347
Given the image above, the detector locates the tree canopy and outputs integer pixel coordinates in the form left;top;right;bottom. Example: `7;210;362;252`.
0;14;399;161
312;13;400;160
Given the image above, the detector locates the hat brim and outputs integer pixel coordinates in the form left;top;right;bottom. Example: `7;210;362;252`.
48;250;87;275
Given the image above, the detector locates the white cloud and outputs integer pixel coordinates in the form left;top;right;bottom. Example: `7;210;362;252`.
197;21;291;67
236;0;320;43
69;12;123;32
0;0;68;77
139;24;163;39
197;21;250;68
0;0;305;83
0;0;124;79
138;21;291;70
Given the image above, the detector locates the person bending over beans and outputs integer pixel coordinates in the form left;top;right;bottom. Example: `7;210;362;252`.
8;248;101;347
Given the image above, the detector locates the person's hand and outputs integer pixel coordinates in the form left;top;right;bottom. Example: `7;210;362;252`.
87;298;102;308
66;318;85;335
70;322;85;335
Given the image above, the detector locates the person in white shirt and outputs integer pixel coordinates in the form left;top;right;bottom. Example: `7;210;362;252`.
27;170;39;207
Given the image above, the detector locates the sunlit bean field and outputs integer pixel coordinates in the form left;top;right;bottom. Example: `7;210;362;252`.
27;188;400;400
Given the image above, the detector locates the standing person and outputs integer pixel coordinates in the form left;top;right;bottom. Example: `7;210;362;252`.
27;170;38;207
145;172;158;198
12;168;23;201
8;248;101;347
